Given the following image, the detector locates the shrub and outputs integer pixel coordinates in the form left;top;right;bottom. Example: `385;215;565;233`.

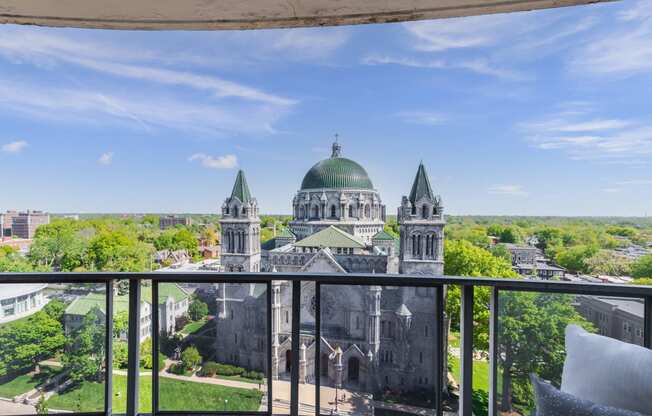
175;315;190;332
168;363;186;375
181;346;201;371
113;342;129;369
199;361;219;377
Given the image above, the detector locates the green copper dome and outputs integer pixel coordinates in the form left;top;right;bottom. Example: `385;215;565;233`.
301;143;374;190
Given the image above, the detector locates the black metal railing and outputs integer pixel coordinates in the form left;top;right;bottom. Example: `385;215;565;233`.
1;272;651;416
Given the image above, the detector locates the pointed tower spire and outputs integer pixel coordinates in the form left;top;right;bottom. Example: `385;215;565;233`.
230;169;252;203
408;162;435;205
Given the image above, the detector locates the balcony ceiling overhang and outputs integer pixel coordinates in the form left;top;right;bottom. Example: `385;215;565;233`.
0;0;611;30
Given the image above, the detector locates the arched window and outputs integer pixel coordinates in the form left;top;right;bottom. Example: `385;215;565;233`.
330;205;336;218
348;204;354;218
422;204;429;219
299;206;304;218
412;235;417;255
365;205;371;218
411;204;416;215
225;206;230;215
312;205;319;218
233;206;239;218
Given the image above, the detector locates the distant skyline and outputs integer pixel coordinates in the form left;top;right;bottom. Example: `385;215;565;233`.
1;0;652;216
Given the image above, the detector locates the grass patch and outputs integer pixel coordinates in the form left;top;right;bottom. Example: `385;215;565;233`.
449;355;490;393
449;331;461;349
46;374;262;413
182;319;209;335
0;366;61;399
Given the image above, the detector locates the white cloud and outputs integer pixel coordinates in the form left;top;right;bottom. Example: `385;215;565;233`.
615;179;652;186
519;106;652;162
0;29;295;107
395;111;447;126
571;3;652;76
188;153;238;169
271;28;349;58
362;54;528;81
1;140;27;153
98;152;114;166
0;80;288;135
487;185;528;196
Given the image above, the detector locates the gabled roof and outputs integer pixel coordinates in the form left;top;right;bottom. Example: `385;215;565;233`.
372;230;396;241
294;225;366;249
299;247;347;273
276;228;296;239
65;284;189;316
408;162;435;204
230;170;252;203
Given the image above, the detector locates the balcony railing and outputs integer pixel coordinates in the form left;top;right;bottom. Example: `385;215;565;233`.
1;272;651;416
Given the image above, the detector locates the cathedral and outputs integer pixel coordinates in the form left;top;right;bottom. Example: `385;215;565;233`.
214;141;445;393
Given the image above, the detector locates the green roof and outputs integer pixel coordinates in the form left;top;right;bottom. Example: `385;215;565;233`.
65;284;189;316
230;170;252;203
301;145;373;190
372;230;397;241
408;162;435;204
295;226;366;249
276;228;295;239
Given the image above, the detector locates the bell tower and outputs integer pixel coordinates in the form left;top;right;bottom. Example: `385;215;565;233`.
220;170;261;272
398;162;445;276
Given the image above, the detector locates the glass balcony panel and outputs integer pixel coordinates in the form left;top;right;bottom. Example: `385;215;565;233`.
319;284;438;416
157;282;268;412
0;282;106;414
496;291;646;416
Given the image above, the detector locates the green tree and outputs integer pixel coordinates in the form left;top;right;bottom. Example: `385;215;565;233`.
43;299;67;324
113;342;129;369
444;240;519;350
188;298;209;321
498;292;593;412
0;311;65;375
29;220;86;271
555;245;598;274
113;310;129;339
0;254;42;272
87;229;151;272
154;229;199;257
632;254;652;279
36;393;48;415
585;250;633;276
62;308;106;383
181;346;201;371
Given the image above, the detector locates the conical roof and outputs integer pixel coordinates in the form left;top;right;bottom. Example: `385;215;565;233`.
408;162;435;204
230;170;252;203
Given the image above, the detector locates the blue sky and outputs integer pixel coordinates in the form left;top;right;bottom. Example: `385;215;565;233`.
1;0;652;216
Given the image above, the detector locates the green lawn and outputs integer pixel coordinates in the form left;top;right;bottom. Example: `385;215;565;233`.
46;374;262;413
0;366;62;399
449;331;461;349
182;319;209;334
449;355;490;393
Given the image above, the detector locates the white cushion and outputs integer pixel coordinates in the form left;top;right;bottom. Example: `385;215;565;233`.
561;324;652;415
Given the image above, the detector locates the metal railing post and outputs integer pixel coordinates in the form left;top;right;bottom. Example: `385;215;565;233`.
434;284;444;416
105;280;114;416
645;296;652;349
267;281;273;416
291;281;301;416
152;281;159;415
459;285;474;416
126;278;141;416
315;282;321;416
488;287;499;416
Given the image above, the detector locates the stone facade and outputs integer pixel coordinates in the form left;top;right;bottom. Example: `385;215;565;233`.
220;170;262;272
214;142;445;393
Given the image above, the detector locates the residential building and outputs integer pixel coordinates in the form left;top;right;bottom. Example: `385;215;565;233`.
0;284;48;324
10;210;50;239
160;215;192;230
575;295;645;346
64;284;190;343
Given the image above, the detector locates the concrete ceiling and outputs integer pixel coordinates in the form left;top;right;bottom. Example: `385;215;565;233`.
0;0;611;30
